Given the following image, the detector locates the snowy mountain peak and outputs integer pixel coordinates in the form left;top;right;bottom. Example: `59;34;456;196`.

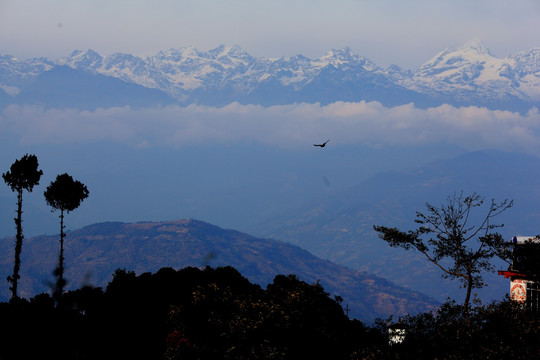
153;47;199;62
420;42;495;72
68;49;102;61
460;39;493;56
416;39;505;84
59;49;104;69
322;47;358;62
317;47;377;70
410;40;540;102
207;44;252;60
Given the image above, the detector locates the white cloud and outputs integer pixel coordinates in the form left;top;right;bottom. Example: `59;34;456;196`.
2;102;540;154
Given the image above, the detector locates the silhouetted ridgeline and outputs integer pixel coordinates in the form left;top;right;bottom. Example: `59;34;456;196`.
0;219;438;320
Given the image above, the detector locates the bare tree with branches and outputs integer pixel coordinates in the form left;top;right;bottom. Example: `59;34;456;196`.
373;192;513;311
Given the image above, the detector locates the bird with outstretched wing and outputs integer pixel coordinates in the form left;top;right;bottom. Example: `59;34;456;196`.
313;139;330;147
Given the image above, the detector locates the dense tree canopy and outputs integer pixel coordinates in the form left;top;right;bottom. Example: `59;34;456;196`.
43;173;89;214
2;154;43;194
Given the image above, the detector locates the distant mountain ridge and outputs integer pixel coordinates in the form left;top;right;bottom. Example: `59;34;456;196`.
14;65;176;109
254;150;540;303
0;41;538;111
0;219;438;321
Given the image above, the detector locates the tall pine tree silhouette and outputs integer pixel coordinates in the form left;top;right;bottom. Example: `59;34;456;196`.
44;173;89;303
2;154;43;300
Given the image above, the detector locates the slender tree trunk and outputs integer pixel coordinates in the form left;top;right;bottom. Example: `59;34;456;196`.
9;189;24;300
464;281;472;308
463;273;473;321
55;209;66;304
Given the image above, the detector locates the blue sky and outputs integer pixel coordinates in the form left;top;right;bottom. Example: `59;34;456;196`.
1;0;539;69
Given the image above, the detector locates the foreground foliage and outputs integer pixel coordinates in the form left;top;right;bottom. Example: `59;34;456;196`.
0;266;372;360
0;266;537;359
366;299;540;360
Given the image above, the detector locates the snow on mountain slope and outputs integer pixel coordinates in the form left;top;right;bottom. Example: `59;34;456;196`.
510;48;540;100
33;46;397;96
0;55;54;95
0;41;539;109
412;40;537;101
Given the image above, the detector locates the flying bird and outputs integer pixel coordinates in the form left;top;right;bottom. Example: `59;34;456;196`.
313;139;330;147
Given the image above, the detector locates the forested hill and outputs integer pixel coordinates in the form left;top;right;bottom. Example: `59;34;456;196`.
0;219;437;320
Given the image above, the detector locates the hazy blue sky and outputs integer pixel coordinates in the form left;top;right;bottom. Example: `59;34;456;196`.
0;1;539;304
1;0;539;69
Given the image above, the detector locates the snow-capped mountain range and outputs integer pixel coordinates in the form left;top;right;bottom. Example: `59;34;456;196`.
1;41;539;111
